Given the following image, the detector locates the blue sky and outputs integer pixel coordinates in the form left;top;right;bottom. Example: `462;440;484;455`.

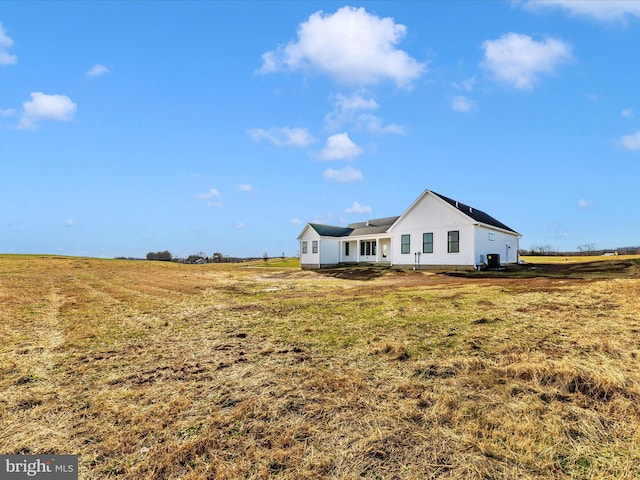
1;1;639;258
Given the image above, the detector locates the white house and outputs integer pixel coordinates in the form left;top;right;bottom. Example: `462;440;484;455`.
297;189;521;270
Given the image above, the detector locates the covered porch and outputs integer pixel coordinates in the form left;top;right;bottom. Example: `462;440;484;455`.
339;237;392;265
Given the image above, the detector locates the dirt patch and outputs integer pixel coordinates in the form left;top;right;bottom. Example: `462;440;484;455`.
448;259;640;280
317;266;396;280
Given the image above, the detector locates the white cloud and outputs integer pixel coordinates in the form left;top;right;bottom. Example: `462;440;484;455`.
86;64;109;77
317;133;363;160
523;0;640;23
289;218;304;225
0;23;17;66
248;127;315;147
65;219;75;227
334;92;378;113
258;6;426;87
1;108;16;117
198;188;221;199
324;92;403;134
323;166;364;183
237;184;253;192
621;107;634;119
233;222;246;229
18;92;77;130
207;202;223;208
451;95;477;113
452;76;476;91
345;201;372;214
480;33;572;89
325;92;378;130
356;114;405;134
577;198;593;208
618;130;640;151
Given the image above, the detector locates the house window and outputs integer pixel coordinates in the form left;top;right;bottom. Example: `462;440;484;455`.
302;241;307;254
312;240;318;254
423;233;433;253
345;242;350;256
489;232;495;241
401;234;410;254
448;231;459;253
360;240;377;256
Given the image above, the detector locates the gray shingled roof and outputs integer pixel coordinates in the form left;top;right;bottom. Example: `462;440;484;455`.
347;216;400;236
309;216;400;238
431;191;518;233
308;223;353;237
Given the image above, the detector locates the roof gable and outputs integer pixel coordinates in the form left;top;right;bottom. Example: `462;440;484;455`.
388;190;518;235
298;189;519;241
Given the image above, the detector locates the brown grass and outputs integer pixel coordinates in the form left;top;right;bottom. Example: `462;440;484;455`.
1;255;640;478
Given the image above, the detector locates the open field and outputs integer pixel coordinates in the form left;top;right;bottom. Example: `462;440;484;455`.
521;254;640;264
1;255;640;479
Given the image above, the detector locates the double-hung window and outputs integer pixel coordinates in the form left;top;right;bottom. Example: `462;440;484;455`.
312;240;318;254
302;241;308;254
447;231;459;253
423;233;433;254
401;234;410;254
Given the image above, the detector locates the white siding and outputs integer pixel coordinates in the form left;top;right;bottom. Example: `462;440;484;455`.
298;227;320;268
319;239;340;266
390;193;476;267
298;226;344;268
475;226;519;265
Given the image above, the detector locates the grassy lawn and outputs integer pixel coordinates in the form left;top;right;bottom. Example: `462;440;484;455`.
1;255;639;479
241;257;301;268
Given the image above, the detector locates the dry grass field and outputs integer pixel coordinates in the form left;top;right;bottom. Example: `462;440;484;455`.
1;255;640;479
521;254;640;264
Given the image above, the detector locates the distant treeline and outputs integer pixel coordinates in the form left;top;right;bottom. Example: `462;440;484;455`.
146;251;173;261
143;251;262;264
